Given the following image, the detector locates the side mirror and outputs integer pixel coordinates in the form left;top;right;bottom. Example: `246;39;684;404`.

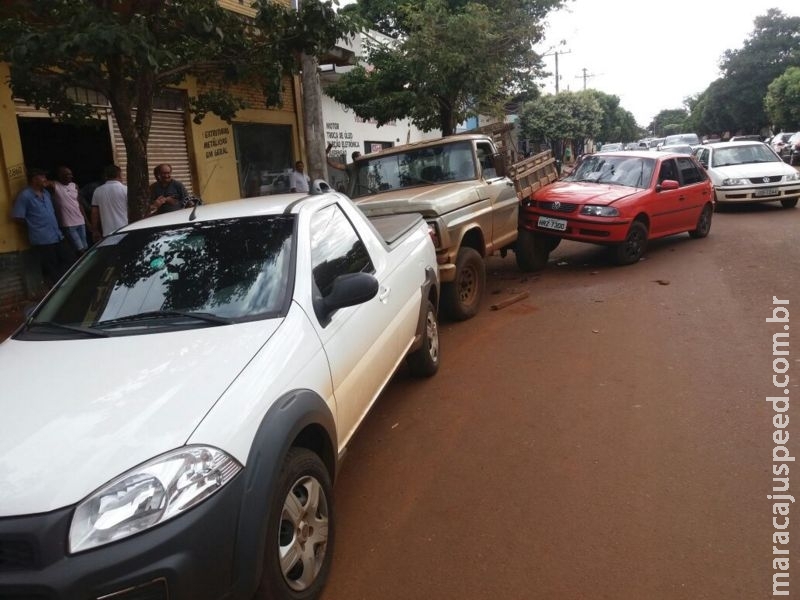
316;272;379;322
658;179;680;191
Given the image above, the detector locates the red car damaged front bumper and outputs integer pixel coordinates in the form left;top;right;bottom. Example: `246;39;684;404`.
519;199;632;244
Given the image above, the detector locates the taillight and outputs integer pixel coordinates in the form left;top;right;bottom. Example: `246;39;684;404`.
427;223;440;249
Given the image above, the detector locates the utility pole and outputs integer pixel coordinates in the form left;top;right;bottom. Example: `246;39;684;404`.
576;67;596;91
554;49;572;93
541;42;570;94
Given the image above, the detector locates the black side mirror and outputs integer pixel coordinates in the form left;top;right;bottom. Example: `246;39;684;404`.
316;272;379;323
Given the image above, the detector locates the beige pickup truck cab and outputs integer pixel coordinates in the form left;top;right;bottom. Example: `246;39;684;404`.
349;132;556;320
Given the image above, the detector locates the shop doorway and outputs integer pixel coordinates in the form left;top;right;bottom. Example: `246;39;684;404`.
17;117;114;189
232;123;293;197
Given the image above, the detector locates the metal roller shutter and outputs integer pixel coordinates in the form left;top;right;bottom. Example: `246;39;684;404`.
110;109;194;194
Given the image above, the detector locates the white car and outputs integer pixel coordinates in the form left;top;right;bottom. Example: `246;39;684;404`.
692;141;800;208
0;190;440;600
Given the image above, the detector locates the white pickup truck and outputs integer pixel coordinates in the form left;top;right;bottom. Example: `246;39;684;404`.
0;190;439;600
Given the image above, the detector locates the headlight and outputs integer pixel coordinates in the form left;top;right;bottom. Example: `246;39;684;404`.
69;446;242;553
722;177;749;186
784;172;800;182
580;205;619;217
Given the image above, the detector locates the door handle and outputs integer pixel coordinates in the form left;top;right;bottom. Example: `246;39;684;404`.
378;286;391;303
679;195;686;201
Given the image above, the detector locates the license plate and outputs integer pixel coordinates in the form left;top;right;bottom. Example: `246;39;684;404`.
754;187;779;197
538;216;567;231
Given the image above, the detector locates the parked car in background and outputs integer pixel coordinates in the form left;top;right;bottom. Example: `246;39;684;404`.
0;190;441;600
783;131;800;165
658;143;693;155
648;138;665;150
729;134;765;142
693;141;800;208
598;142;624;152
518;151;714;268
662;133;701;148
770;132;795;159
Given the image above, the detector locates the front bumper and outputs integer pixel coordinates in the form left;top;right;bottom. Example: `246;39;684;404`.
519;207;630;244
715;182;800;203
0;474;246;600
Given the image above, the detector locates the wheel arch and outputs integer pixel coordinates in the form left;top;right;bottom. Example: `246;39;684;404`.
231;388;337;597
459;226;486;257
409;266;439;353
632;213;650;230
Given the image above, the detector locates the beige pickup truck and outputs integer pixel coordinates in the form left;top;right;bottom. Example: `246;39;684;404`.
349;125;558;320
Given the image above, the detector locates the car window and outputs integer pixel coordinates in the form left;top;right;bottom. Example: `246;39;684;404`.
676;157;706;185
658;159;679;183
310;203;375;299
569;154;655;188
23;216;295;337
710;143;781;167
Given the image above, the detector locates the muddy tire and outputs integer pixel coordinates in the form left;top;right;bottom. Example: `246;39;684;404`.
441;247;485;321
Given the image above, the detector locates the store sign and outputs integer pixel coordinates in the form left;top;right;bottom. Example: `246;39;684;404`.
203;126;230;160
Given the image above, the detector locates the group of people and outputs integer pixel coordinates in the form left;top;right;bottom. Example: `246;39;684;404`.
286;145;362;194
12;163;190;288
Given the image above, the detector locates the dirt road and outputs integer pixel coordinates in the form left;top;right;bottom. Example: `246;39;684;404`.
323;203;799;600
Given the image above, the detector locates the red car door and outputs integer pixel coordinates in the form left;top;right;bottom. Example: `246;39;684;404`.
649;158;685;236
675;156;712;230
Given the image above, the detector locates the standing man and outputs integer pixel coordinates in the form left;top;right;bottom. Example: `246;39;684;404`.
50;166;89;254
12;168;75;287
91;164;128;238
148;163;189;215
289;160;310;193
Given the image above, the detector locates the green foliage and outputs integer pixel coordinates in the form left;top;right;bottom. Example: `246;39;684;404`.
0;0;354;219
765;66;800;131
690;9;800;135
518;90;602;153
327;0;565;135
648;108;690;137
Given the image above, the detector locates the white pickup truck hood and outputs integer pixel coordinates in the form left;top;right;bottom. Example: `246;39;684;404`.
355;181;483;217
0;320;279;516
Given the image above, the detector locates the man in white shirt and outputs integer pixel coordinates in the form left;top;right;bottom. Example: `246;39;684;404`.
91;164;128;238
289;160;310;193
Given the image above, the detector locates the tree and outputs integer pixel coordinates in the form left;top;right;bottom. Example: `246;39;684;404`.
0;0;353;221
765;66;800;131
581;90;639;143
648;108;690;137
328;0;565;136
518;91;602;159
700;9;800;134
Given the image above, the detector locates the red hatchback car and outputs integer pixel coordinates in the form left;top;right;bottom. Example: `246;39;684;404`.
517;151;714;269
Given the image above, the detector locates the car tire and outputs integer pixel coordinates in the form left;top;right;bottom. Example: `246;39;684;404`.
515;228;555;272
442;247;485;321
689;203;713;238
406;299;440;377
613;221;648;265
781;198;798;208
256;448;333;600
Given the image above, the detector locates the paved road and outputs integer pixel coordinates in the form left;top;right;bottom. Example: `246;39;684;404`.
323;202;799;600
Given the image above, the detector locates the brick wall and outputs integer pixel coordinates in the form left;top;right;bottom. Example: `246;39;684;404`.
196;78;296;112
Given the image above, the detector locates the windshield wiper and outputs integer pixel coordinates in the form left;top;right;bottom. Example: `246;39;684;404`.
27;320;110;338
98;310;235;328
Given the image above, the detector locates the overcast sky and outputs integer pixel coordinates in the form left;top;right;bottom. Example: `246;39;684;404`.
537;0;799;126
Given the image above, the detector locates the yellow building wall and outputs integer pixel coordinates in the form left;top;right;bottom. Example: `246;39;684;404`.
0;63;28;253
188;74;304;203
